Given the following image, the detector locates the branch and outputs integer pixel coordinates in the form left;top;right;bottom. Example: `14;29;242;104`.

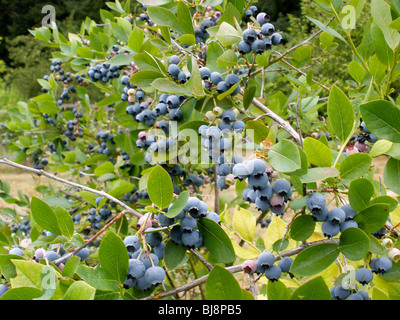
0;157;143;219
241;88;303;144
143;238;339;300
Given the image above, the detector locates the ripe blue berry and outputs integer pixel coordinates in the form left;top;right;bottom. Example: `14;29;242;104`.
128;258;146;279
277;256;293;273
144;266;166;286
257;252;275;268
272;179;292;201
327;207;346;225
251;39;266;54
242;28;258;44
182;230;203;249
264;265;282;282
199;67;211;80
306;192;327;215
261;23;275;36
180;216;197;232
321;220;340;238
355;268;373;285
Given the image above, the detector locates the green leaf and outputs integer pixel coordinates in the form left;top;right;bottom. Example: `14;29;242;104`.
348;178;374;211
370;195;398;212
290;243;339;276
163;240;187;270
354;204;390;233
98;230;129;284
290;276;331;300
0;287;43;300
63;281;96;300
151;78;192;96
339;153;372;182
245;120;269;144
384;157;400;195
34;265;58;300
130;70;164;88
306;16;348;45
0;254;25;281
177;1;194;35
338;227;370;260
267;280;292;300
217;49;237;67
128;26;144;53
30;197;62;236
360;100;400;143
299;167;339;183
243;85;256;110
166;190;189;218
76;265;120;292
205;265;243;300
147;6;184;35
327;85;355;143
348;60;366;84
233;206;256;242
371;22;394;67
197;218;236;264
53;206;74;238
303;137;333;167
369;140;393;158
371;0;400;50
268;140;302;173
107;53;132;66
215;22;242;47
289;215;316;241
147;165;173;210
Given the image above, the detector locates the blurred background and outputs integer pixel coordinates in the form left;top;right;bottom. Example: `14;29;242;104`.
0;0;365;110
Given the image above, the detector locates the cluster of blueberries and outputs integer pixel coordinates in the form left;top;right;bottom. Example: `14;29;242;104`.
242;252;293;283
239;8;283;55
194;9;221;44
167;55;191;84
123;229;167;292
87;58;124;84
330;261;391;300
306;192;359;238
345;121;378;157
7;233;90;273
232;158;293;216
200;67;242;96
95;130;116;156
9;219;30;235
64;119;84;141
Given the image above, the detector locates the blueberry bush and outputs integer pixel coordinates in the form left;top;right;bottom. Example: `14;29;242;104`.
0;0;400;301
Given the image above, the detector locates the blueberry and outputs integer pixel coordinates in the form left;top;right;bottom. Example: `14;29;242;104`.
217;176;230;190
261;23;275;36
219;119;233;131
232;120;245;132
278;256;293;273
348;293;363;300
217;81;228;93
157;212;175;227
272;179;292;201
242;260;257;274
124;235;141;253
248;172;269;190
327;207;346;225
217;163;231;176
135;275;151;291
166;94;180;108
144;228;163;247
373;257;393;274
46;250;61;266
246;159;266;176
271;33;283;45
355;268;373;285
225;74;240;88
238;39;252;54
242;29;258;44
205;211;220;224
256;184;273;201
358;291;370;300
8;247;23;256
340;219;358;232
251;39;266;54
306;192;327;215
270;194;286;215
153;242;166;260
145;266;166;286
169;55;181;65
333;285;351;300
180;216;197;232
264;265;282;282
312;205;329;222
75;247;90;261
128;258;146;279
256;12;269;25
182;230;203;249
233;163;251;180
257;252;275;268
0;284;8;297
321;220;340;238
210;72;223;85
341;204;357;220
221;109;236;122
255;196;271;212
139;251;159;269
168;64;181;78
199;67;211;80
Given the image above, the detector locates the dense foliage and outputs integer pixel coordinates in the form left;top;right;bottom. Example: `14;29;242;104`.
0;0;400;301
